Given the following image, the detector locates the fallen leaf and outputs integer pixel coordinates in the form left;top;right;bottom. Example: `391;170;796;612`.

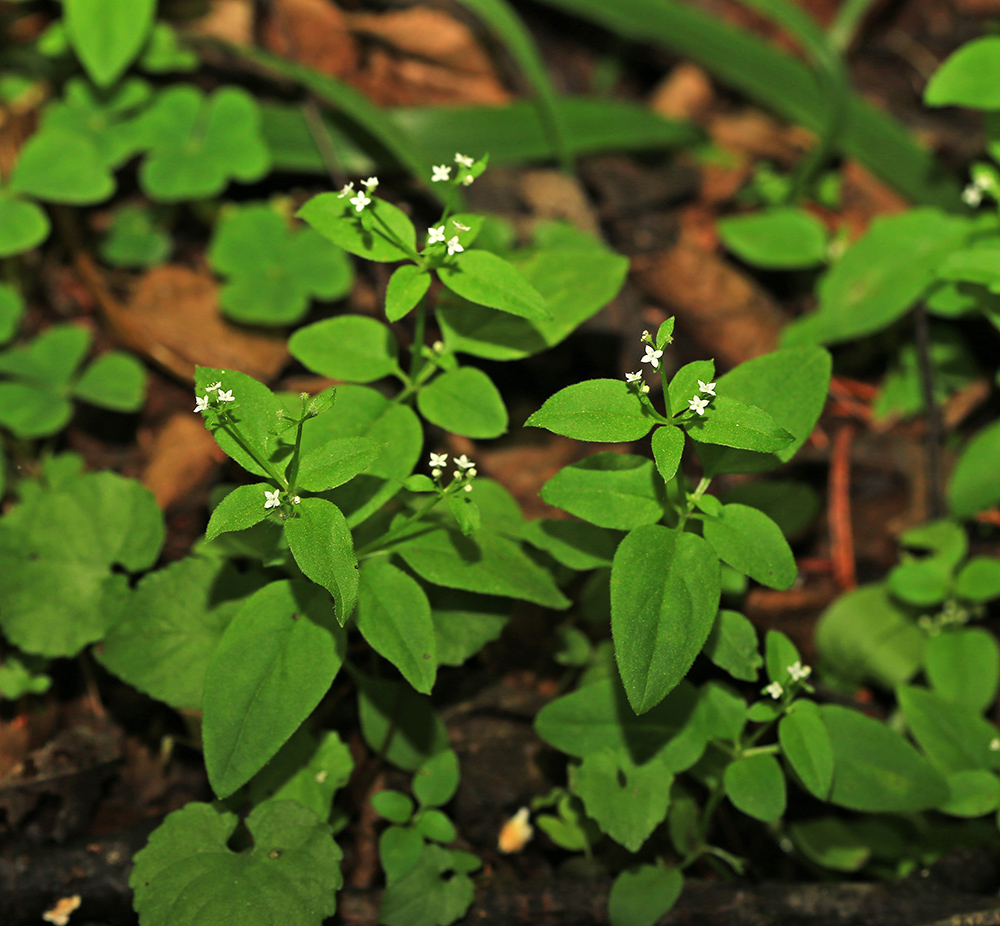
141;412;226;511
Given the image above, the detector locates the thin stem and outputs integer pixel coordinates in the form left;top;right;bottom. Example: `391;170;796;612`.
219;413;287;490
284;395;311;491
369;208;422;264
828;0;880;52
355;493;444;558
678;476;712;529
913;303;945;519
409;296;428;383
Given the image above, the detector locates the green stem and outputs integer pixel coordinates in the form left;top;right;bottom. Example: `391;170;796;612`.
219;413;287;490
284;395;311;491
409;295;428;383
678;476;712;529
355;493;444;558
828;0;880;52
369;208;422;264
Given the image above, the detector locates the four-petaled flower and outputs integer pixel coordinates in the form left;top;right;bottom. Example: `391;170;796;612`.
264;489;281;509
429;452;449;469
455;153;474;168
206;382;222;392
688;395;709;416
763;681;784;700
698;379;716;396
337;182;354;198
428;225;446;244
194;394;210;413
363;177;379;191
292;496;301;505
625;371;643;383
641;345;662;368
454;454;475;470
787;661;811;682
350;191;370;212
217;389;234;403
446;236;464;256
452;220;471;232
432;165;452;182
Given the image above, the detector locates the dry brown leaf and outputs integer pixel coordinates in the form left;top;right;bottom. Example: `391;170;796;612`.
262;0;358;80
141;413;226;511
519;170;602;238
185;0;255;45
649;62;714;122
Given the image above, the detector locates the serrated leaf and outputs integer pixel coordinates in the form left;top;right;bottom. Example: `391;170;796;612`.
438;249;548;320
289;316;399;383
527;378;656;442
64;0;156;86
701;503;796;589
417;366;507;438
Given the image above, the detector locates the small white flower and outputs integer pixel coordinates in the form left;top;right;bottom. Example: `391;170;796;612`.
451;220;471;232
453;470;462;480
205;382;222;392
625;371;643;383
292;496;301;505
264;489;281;509
194;394;211;413
461;174;474;186
446;236;464;256
698;379;716;397
763;681;784;700
217;389;234;403
990;738;1000;752
464;484;473;493
688;395;709;416
641;383;650;394
432;164;452;182
787;661;812;682
455;153;474;168
641;330;650;342
466;467;477;478
337;182;354;198
429;452;449;469
363;176;379;191
432;469;442;478
350;191;370;212
641;345;662;368
963;183;984;208
454;454;475;470
428;225;446;244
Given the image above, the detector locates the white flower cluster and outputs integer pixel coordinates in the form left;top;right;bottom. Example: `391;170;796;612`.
431;153;477;187
338;177;379;212
265;489;301;510
688;379;716;416
762;661;813;701
194;381;234;413
429;451;476;492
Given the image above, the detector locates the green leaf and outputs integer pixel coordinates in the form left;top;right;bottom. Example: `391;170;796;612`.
100;203;170;268
717;207;828;269
887;558;950;608
925;629;1000;713
686;396;793;454
956;557;1000;603
9;127;113;204
391;527;569;609
571;747;672;851
701;503;796;590
414;750;460;808
527;379;656;442
650;426;684;484
297;193;417;262
379;844;475;926
356;560;436;694
609;866;683;926
925;37;1000;109
356;674;449;772
140;22;200;74
521;519;619;571
0;382;70;438
386;264;432;322
779;700;833;800
205;483;274;542
295;436;381;493
0;193;50;257
723;752;786;821
0;322;90;385
208;204;353;325
372;790;415;824
941;769;1000;818
283;498;359;625
438;249;548;320
417;366;508;438
380;826;425;882
72;350;146;411
948;420;1000;518
820;704;949;812
289;316;399;383
430;589;508;667
702;610;762;682
541;453;664;531
611;525;721;714
721;480;820;541
414;808;456;843
64;0;156;86
130;801;342;926
0;651;51;699
783;209;971;345
202;580;345;798
788;817;871;872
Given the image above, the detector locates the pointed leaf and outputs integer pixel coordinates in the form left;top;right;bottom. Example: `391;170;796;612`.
701;503;797;589
438;249;548;320
527;379;656;442
205;483;274;542
417;366;508;438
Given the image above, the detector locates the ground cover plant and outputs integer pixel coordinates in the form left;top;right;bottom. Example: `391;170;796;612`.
2;1;1000;925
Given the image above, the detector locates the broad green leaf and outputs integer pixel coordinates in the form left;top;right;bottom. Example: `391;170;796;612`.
356;674;449;771
612;525;721;714
380;826;425;882
0;382;71;438
783;210;971;345
609;866;683;926
779;700;833;800
202;580;345;798
0;651;51;699
356;560;436;694
0;322;90;385
413;750;460;808
955;557;1000;603
765;630;802;687
896;685;1000;774
97;557;262;711
941;769;1000;817
100;202;169;268
689;680;746;743
9;127;113;204
64;0;156;86
414;809;456;843
651;426;684;483
820;704;949;812
295;436;381;493
718;207;828;269
887;558;950;608
702;609;762;682
140;22;200;73
379;844;475;926
521;519;619;571
130;801;341;926
205;483;274;542
527;379;656;442
570;747;673;851
386;264;431;321
429;588;508;667
73;350;146;411
438;249;548;320
948;420;1000;518
416;366;508;438
788;817;871;872
686;396;793;455
540;453;664;531
283;498;359;624
391;526;569;609
723;753;785;821
925;629;1000;713
297;193;417;262
701;503;796;589
372;791;415;824
289;316;399;383
925;37;1000;109
936;248;1000;293
722;479;821;540
0;193;50;257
